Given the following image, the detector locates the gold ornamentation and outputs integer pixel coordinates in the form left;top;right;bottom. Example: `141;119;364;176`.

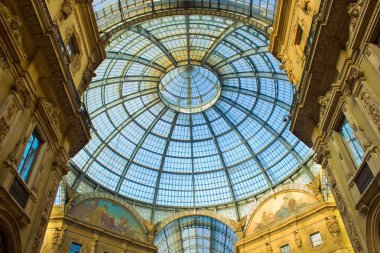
331;186;362;252
143;220;161;243
279;51;296;84
297;0;311;12
30;176;59;253
13;78;32;109
266;242;273;253
0;3;25;57
60;0;76;20
318;90;333;121
345;66;364;87
325;215;340;234
360;91;380;132
347;0;364;47
294;231;302;248
307;174;323;202
0;98;18;143
78;61;96;96
51;228;65;250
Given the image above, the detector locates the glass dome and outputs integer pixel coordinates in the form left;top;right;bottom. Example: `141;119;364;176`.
159;65;221;113
72;15;311;207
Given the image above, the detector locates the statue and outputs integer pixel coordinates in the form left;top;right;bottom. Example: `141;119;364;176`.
51;228;65;250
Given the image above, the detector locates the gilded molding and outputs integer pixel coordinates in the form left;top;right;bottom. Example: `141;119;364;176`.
279;50;296;83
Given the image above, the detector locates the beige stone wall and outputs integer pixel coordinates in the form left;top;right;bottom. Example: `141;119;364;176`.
270;0;380;252
0;0;104;252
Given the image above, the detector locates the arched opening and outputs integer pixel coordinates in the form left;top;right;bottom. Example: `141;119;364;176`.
154;215;238;252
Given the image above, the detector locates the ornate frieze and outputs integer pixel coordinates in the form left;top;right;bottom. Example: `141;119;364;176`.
0;3;26;58
359;90;380;132
13;78;33;109
30;175;59;253
325;215;340;234
0;95;20;146
279;50;296;84
347;0;364;47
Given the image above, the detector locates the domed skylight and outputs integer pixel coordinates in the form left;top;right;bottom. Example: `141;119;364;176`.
72;15;311;207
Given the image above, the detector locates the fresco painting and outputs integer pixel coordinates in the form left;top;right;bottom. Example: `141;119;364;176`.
70;199;146;241
246;192;318;235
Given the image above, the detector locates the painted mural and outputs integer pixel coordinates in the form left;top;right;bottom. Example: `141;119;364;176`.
246;192;318;235
69;198;146;241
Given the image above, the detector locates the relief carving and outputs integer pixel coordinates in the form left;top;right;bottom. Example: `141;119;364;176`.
313;145;330;165
143;220;161;243
265;242;273;253
45;100;61;129
13;78;32;109
51;228;65;250
279;51;296;84
0;54;9;71
332;186;362;252
360;91;380;132
78;60;96;96
231;215;247;240
60;0;76;20
325;215;340;234
31;176;59;253
345;66;364;87
294;231;302;248
307;174;324;202
318;90;333;121
0;3;25;57
297;0;311;13
0;98;18;143
347;0;364;47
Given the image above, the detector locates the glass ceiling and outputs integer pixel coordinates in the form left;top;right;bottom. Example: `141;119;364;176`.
159;65;221;113
72;15;311;208
93;0;277;34
154;216;237;253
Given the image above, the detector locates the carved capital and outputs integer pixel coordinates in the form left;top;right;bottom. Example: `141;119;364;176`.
297;0;311;13
13;78;33;109
345;66;364;88
60;0;76;20
313;145;330;164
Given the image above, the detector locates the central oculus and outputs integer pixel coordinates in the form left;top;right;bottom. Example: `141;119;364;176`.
158;65;221;113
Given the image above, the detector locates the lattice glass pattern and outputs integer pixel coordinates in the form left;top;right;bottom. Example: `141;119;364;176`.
154;216;237;253
72;15;311;208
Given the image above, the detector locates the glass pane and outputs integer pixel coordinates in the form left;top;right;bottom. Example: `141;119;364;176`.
340;119;364;167
18;130;40;181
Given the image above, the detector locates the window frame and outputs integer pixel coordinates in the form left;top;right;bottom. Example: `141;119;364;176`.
339;118;365;168
17;129;41;182
309;231;323;248
280;243;291;253
69;242;82;253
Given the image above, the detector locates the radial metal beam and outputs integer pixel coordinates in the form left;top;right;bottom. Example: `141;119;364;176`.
128;26;178;67
151;113;180;223
201;111;240;219
213;46;268;69
107;51;167;72
89;88;157;118
201;22;244;65
212;106;272;186
219;72;289;81
115;107;169;193
222;86;291;110
82;98;161;172
89;76;160;89
220;96;300;161
186;15;191;66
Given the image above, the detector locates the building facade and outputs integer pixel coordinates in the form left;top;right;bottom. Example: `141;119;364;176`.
0;0;378;252
270;0;380;252
0;0;104;252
